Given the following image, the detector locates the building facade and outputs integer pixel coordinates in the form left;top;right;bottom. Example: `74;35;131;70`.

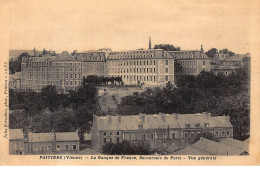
21;51;83;92
27;132;80;154
168;46;211;80
91;112;233;153
20;46;211;92
76;51;107;77
9;129;25;155
106;49;175;85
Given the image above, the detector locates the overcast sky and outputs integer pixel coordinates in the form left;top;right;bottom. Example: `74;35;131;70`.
9;0;253;54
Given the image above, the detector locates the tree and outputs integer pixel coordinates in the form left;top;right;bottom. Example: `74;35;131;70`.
71;50;78;56
31;108;76;133
9;52;30;73
205;48;218;58
154;44;180;51
219;48;235;56
42;48;47;55
41;85;60;111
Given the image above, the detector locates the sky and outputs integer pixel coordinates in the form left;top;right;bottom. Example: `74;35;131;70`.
9;0;256;54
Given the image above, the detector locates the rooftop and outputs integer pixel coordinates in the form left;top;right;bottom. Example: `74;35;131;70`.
28;132;79;142
191;137;244;155
93;113;232;131
9;129;24;140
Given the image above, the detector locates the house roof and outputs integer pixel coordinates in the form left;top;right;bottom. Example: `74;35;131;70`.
172;146;212;155
57;51;76;61
9;129;24;140
219;138;249;152
94;113;232;131
224;54;247;62
28;132;79;142
191;137;243;155
166;142;188;153
95;113;180;131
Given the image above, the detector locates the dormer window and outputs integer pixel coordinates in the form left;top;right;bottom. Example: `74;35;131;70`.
195;124;200;128
185;124;190;128
204;123;209;128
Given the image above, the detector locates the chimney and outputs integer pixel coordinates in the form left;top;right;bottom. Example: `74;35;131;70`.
118;115;121;123
149;36;151;49
139;113;146;123
175;113;178;120
107;115;112;123
53;132;56;153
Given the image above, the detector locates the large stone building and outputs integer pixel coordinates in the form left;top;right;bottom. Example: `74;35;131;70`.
20;44;211;92
21;51;83;92
168;45;211;80
106;49;175;85
91;112;233;153
211;53;251;76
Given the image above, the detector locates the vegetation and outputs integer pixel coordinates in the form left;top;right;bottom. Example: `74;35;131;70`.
9;81;99;141
9;52;30;73
117;66;250;140
102;140;150;155
205;48;235;58
154;44;180;51
83;75;123;86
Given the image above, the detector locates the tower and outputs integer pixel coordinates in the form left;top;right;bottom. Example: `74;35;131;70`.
149;36;151;49
200;44;204;52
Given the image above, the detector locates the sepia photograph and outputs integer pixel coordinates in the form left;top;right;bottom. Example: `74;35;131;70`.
0;0;259;166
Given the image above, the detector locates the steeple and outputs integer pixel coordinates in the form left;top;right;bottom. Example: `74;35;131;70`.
200;44;204;52
149;36;151;49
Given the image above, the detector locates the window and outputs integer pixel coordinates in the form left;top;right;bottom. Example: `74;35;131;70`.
215;131;219;137
125;134;130;140
190;132;195;138
143;134;146;140
195;124;200;128
47;145;51;151
155;134;159;139
56;145;61;151
116;132;120;135
65;145;69;150
116;137;120;143
222;131;225;137
103;138;107;144
204;123;209;128
172;133;176;139
103;132;106;136
203;61;205;65
165;60;168;65
40;145;44;152
72;144;77;150
131;142;135;146
226;130;230;137
165;76;168;81
33;146;38;152
110;138;113;142
165;68;168;73
150;133;154;140
163;133;167;139
185;124;190;128
184;132;188;139
131;134;135;140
